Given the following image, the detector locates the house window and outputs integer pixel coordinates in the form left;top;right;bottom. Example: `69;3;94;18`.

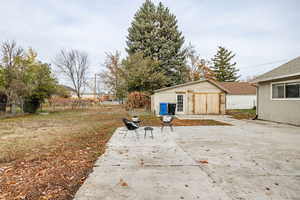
286;82;300;98
272;84;284;98
272;81;300;99
177;95;183;112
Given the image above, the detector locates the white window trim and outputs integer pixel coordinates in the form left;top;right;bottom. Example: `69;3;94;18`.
270;79;300;101
176;94;185;113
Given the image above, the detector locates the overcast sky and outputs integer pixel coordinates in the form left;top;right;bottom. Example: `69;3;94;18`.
1;0;299;83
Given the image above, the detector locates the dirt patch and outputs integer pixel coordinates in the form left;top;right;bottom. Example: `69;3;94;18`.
140;116;231;126
172;119;230;126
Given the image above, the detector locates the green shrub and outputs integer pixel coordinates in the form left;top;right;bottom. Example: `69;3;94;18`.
23;95;41;113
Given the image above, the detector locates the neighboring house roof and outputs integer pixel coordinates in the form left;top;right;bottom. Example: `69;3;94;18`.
154;79;230;93
217;82;256;95
252;56;300;83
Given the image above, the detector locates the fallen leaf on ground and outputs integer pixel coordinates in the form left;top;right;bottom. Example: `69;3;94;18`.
140;159;144;167
118;179;128;187
198;160;209;164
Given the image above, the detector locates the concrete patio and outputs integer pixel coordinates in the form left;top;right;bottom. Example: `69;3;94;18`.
74;118;300;200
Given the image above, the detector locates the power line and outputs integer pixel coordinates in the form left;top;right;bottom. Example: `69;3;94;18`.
53;58;292;81
239;59;289;69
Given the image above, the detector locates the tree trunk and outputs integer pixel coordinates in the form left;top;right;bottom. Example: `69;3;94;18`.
0;93;7;112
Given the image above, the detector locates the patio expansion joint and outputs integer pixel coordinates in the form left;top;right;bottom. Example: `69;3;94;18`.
175;141;228;191
109;164;203;167
242;174;300;177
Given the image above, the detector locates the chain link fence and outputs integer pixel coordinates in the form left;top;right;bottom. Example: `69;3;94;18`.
42;100;103;112
0;99;109;118
0;103;25;118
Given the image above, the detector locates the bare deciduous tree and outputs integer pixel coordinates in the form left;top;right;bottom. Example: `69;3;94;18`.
100;51;125;100
185;44;215;81
243;75;258;82
54;49;89;98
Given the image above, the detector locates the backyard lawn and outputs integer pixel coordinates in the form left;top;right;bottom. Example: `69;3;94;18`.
0;105;229;200
0;105;128;200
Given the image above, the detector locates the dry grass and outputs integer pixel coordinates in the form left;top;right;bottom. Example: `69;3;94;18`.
226;109;256;120
0;106;230;200
172;119;230;126
138;114;230;126
0;106;125;163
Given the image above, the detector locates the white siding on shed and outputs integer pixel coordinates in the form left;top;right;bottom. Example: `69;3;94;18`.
226;95;256;109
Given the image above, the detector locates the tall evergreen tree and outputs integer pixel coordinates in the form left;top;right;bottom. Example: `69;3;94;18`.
211;46;240;82
126;0;187;85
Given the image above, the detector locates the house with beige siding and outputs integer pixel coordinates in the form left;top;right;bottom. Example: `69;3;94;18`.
252;56;300;126
151;79;256;116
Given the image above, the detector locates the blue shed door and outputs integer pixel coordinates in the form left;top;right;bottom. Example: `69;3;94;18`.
159;103;168;115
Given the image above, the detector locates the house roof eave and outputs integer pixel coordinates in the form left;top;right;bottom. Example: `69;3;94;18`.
251;72;300;83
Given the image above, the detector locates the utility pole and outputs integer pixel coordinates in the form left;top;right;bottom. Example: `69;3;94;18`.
94;73;97;98
94;73;101;99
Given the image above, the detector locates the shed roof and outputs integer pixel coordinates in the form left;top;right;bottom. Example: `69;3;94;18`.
252;56;300;83
154;79;229;93
154;79;256;95
217;82;256;95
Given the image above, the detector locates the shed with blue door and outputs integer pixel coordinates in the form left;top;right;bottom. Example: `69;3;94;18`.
151;79;229;115
159;103;168;115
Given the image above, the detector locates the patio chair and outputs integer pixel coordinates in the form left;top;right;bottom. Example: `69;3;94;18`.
132;116;142;126
160;115;174;132
122;118;140;138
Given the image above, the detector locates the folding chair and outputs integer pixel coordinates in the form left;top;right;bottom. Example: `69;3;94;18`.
122;118;140;138
160;115;174;132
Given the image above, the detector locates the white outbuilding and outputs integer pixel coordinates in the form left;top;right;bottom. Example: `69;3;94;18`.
218;81;257;110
